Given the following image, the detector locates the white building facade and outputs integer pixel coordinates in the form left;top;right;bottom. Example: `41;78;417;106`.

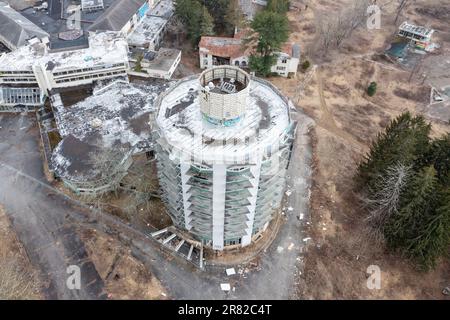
199;35;300;78
0;33;130;92
153;66;296;250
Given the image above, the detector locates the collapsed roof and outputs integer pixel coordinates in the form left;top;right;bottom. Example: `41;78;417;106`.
51;79;171;182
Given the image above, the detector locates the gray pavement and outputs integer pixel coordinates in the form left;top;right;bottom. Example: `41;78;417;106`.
0;114;106;300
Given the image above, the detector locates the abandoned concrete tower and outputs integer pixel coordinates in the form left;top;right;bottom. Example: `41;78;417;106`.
153;66;296;250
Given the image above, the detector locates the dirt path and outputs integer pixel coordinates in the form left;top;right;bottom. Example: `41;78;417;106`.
316;69;367;151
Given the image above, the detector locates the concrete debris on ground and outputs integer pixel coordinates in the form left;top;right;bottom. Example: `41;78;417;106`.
288;243;295;251
226;268;236;276
277;246;284;253
220;283;231;291
443;287;450;296
302;237;311;242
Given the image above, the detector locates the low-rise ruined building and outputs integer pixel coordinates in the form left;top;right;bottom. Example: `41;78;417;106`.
199;32;300;78
129;48;181;80
398;21;435;50
0;32;129;93
51;80;169;195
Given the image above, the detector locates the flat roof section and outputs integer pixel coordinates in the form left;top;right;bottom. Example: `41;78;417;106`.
0;32;128;72
143;48;181;72
127;14;168;48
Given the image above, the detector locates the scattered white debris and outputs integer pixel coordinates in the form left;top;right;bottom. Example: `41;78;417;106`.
220;283;231;291
287;207;294;211
299;213;304;220
288;243;295;251
285;190;292;196
277;246;284;253
161;292;167;297
302;237;311;242
322;227;327;231
226;268;236;276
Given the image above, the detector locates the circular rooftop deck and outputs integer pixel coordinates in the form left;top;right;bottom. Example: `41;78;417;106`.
155;69;292;165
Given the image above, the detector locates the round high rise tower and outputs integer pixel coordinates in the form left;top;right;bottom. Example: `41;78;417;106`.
153;66;296;250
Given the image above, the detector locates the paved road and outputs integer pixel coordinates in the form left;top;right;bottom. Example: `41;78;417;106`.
0;112;313;299
0;114;106;300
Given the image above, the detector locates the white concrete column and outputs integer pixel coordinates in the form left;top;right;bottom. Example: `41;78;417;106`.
241;156;262;247
212;164;226;250
180;162;192;230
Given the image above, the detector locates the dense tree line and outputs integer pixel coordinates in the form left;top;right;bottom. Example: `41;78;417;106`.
174;0;290;77
174;0;244;45
248;0;290;76
358;112;450;270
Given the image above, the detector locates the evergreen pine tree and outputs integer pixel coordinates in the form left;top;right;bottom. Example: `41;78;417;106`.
384;166;439;264
225;0;245;33
248;11;289;76
267;0;290;14
203;0;230;33
406;187;450;270
418;133;450;187
199;6;215;36
357;112;431;191
174;0;203;43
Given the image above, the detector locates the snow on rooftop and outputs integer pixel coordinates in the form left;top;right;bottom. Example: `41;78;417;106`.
127;14;168;47
0;32;128;71
51;79;172;181
56;80;170;147
156;75;292;165
151;0;175;19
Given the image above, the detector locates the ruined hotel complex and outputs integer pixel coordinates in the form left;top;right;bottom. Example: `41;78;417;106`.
0;1;299;255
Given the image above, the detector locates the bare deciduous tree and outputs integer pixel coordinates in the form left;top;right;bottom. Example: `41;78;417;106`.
88;147;128;179
361;162;412;243
315;0;372;53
